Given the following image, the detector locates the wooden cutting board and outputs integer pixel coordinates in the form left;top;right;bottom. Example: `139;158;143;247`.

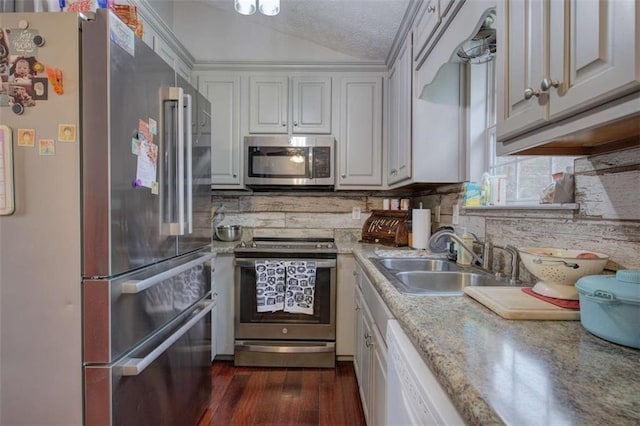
464;286;580;320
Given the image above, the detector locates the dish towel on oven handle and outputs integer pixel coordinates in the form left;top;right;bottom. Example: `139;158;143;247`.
254;260;285;312
284;260;316;315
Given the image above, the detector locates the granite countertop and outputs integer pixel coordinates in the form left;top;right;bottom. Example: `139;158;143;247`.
351;245;640;426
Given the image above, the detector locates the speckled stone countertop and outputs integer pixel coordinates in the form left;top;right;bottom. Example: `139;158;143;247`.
351;245;640;426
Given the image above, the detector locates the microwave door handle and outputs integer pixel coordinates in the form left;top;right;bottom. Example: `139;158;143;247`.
184;93;193;234
120;300;214;376
309;147;314;180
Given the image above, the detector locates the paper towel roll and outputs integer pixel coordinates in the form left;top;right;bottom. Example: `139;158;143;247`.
411;209;431;249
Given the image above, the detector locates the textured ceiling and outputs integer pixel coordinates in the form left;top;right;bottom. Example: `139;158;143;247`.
202;0;411;61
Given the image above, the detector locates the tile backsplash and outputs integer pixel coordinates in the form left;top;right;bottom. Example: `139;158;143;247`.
196;145;639;277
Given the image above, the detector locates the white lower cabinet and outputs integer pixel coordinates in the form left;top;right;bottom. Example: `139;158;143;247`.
353;264;392;425
212;253;235;357
337;254;356;357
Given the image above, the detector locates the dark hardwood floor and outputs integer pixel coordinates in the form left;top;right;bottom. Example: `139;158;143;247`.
197;361;366;426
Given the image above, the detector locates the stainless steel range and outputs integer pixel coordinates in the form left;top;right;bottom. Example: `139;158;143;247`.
234;238;337;368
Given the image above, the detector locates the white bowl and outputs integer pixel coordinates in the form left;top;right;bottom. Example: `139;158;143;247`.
518;247;609;300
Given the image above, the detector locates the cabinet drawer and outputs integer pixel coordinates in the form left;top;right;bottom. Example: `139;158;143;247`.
413;0;441;64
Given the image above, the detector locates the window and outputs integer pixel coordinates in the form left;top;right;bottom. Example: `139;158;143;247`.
480;58;577;205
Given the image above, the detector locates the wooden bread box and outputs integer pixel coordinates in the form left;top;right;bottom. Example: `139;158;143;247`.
361;210;409;247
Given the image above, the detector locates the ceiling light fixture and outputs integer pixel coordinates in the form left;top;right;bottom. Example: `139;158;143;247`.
234;0;280;16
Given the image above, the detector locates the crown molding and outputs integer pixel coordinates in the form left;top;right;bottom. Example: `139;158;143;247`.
192;60;388;73
385;0;422;67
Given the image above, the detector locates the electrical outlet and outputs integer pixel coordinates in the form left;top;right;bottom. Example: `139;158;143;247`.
352;207;361;220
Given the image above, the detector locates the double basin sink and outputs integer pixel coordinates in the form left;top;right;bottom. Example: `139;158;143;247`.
371;257;509;296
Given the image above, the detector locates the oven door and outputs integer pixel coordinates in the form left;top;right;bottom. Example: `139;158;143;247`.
234;258;336;341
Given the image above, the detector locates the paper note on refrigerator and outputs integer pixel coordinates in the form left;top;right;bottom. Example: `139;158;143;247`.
135;140;157;188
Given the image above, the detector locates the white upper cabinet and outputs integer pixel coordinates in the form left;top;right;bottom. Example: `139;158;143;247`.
337;77;383;188
249;76;331;134
292;77;332;134
496;0;640;154
199;75;242;187
547;0;639;119
249;76;289;134
413;0;465;71
388;34;413;186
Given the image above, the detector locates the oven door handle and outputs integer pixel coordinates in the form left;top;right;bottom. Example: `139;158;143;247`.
120;300;214;376
235;343;335;354
234;259;337;268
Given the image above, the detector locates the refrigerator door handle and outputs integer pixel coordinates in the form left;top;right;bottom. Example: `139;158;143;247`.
121;253;215;294
120;300;214;376
160;87;185;236
184;93;193;234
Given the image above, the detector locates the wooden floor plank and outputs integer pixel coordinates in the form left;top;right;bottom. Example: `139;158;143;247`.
197;361;365;426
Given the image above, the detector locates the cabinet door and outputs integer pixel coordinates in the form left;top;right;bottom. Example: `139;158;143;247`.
413;0;441;66
354;286;371;424
200;76;242;186
249;76;289;134
212;254;235;356
154;36;192;83
496;0;548;140
336;255;356;357
371;325;387;426
388;35;412;186
292;77;332;134
547;0;639;119
338;77;383;187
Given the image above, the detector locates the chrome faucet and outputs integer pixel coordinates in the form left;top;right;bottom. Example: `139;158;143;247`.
493;244;520;284
429;231;485;268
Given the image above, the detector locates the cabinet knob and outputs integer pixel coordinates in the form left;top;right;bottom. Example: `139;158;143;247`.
523;87;541;100
293;121;298;127
233;173;237;178
427;5;436;13
341;174;346;178
540;78;561;91
352;271;359;277
281;121;287;127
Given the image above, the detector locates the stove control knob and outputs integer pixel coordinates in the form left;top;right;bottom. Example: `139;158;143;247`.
316;243;322;249
327;243;334;249
240;241;246;247
282;328;288;335
251;241;257;248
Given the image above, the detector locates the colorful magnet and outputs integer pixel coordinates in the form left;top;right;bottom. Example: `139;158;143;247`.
9;28;39;56
17;128;35;147
58;124;76;142
32;35;45;47
148;118;157;135
131;179;142;188
131;137;141;155
151;181;159;195
45;66;63;95
38;139;55;156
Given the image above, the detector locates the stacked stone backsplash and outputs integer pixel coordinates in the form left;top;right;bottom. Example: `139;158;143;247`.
412;145;640;281
207;191;410;244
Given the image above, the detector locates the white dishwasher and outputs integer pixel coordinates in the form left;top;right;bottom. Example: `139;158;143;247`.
386;320;465;425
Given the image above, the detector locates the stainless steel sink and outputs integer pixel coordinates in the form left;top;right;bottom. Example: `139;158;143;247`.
371;257;508;296
374;258;462;272
394;271;506;296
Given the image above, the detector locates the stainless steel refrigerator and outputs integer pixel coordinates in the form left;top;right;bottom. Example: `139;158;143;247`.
0;9;213;426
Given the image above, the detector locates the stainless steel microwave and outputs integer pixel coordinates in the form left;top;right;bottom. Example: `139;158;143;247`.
244;136;335;189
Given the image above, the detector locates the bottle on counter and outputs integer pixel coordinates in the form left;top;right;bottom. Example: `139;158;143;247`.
456;227;475;266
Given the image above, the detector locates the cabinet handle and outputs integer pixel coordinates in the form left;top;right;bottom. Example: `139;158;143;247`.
427;5;436;13
523;88;541;100
540;78;561;91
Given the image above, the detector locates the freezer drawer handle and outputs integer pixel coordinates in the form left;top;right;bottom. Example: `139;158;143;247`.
121;253;215;294
121;300;214;376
